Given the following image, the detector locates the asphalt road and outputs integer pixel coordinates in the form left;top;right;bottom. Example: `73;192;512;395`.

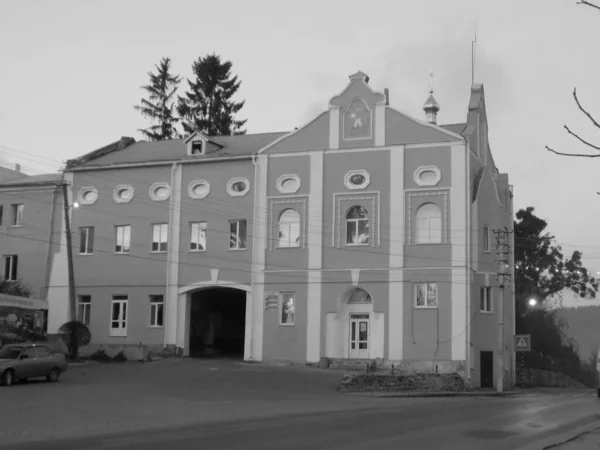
2;391;599;450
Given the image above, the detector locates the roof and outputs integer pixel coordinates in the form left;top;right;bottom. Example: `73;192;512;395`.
68;132;290;168
0;173;62;188
440;123;467;136
0;166;27;182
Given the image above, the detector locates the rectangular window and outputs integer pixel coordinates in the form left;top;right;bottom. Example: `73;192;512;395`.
78;295;91;326
149;295;164;327
483;226;490;252
110;295;128;337
190;222;207;251
280;292;295;325
10;204;24;226
79;227;94;254
115;225;131;253
415;283;438;308
229;219;247;250
0;205;3;226
3;255;18;281
151;223;168;252
480;287;492;312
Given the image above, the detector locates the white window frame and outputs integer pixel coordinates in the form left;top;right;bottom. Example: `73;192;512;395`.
226;178;250;197
229;219;247;250
345;206;370;246
480;286;492;313
79;226;94;255
190;221;207;252
149;295;164;328
414;282;439;309
483;225;491;253
109;296;128;337
416;203;443;244
151;223;168;253
77;295;91;326
279;292;296;326
3;255;18;281
10;203;24;226
277;209;301;248
115;225;131;253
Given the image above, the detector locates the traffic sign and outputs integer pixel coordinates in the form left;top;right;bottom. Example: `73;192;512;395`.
515;334;531;352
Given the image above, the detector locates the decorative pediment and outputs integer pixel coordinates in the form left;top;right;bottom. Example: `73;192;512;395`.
328;71;386;110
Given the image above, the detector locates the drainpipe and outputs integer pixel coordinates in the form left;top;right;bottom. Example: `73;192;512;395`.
248;154;258;360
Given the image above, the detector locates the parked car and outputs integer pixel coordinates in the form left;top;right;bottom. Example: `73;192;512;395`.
0;342;68;386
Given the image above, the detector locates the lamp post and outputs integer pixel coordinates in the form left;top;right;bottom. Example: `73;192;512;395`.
60;182;78;323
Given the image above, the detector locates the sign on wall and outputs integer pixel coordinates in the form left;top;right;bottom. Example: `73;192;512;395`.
515;334;531;352
264;292;278;311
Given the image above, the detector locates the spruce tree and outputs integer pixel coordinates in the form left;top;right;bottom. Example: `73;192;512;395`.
134;57;182;141
177;53;247;136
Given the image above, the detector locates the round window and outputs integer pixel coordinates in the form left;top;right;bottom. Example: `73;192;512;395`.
350;174;366;186
231;181;247;192
282;178;298;191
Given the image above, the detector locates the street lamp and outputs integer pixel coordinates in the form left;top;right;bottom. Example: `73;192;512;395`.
528;298;537;307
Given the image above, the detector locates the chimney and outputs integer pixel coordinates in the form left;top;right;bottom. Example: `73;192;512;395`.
14;163;20;173
384;88;390;106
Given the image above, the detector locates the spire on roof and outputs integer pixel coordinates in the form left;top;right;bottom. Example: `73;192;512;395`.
423;71;440;124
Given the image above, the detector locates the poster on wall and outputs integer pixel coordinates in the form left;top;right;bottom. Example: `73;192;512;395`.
264;292;278;311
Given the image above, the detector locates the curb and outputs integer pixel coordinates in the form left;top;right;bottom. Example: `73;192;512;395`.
344;391;527;398
514;414;600;450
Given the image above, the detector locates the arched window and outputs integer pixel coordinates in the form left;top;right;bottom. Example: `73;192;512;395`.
278;209;301;248
416;203;442;244
346;206;369;245
347;287;373;304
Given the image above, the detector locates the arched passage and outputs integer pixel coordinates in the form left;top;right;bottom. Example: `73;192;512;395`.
187;286;249;359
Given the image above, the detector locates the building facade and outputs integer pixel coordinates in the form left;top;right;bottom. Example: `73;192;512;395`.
44;71;515;388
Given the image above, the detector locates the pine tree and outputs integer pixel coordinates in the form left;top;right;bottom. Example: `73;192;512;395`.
134;57;182;141
177;53;247;136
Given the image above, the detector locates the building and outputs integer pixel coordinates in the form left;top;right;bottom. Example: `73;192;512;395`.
0;170;64;298
45;71;515;388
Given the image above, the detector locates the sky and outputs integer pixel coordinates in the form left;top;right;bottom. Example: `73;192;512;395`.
1;0;599;306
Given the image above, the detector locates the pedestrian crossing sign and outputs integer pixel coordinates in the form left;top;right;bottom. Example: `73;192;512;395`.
515;334;531;352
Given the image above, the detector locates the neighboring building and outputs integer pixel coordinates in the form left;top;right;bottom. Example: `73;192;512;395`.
0;171;64;303
45;71;515;388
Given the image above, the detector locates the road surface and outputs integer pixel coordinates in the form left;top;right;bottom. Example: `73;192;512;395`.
0;359;598;449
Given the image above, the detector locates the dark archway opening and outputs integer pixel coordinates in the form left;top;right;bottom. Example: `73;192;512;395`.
189;287;246;358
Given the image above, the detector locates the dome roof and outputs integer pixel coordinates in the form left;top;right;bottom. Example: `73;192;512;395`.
423;90;440;112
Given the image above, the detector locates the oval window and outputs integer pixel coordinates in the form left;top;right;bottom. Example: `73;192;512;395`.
192;183;208;196
117;188;133;201
350;174;366;186
154;186;169;200
231;181;246;192
281;178;298;191
419;170;437;183
82;190;98;203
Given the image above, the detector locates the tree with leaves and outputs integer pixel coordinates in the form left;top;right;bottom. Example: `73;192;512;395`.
177;53;247;137
134;57;182;141
546;1;600;167
0;279;31;297
514;207;599;319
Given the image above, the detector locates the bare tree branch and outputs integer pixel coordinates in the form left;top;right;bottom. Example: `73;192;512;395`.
577;0;600;11
563;125;600;151
573;87;600;129
545;145;600;158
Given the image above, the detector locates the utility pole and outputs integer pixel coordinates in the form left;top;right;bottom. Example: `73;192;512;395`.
61;182;76;322
494;228;512;393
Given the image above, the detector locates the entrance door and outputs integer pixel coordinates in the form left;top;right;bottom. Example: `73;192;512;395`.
349;314;370;359
480;351;494;388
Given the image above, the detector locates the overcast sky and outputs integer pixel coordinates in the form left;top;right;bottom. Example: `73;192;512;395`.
1;0;599;306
